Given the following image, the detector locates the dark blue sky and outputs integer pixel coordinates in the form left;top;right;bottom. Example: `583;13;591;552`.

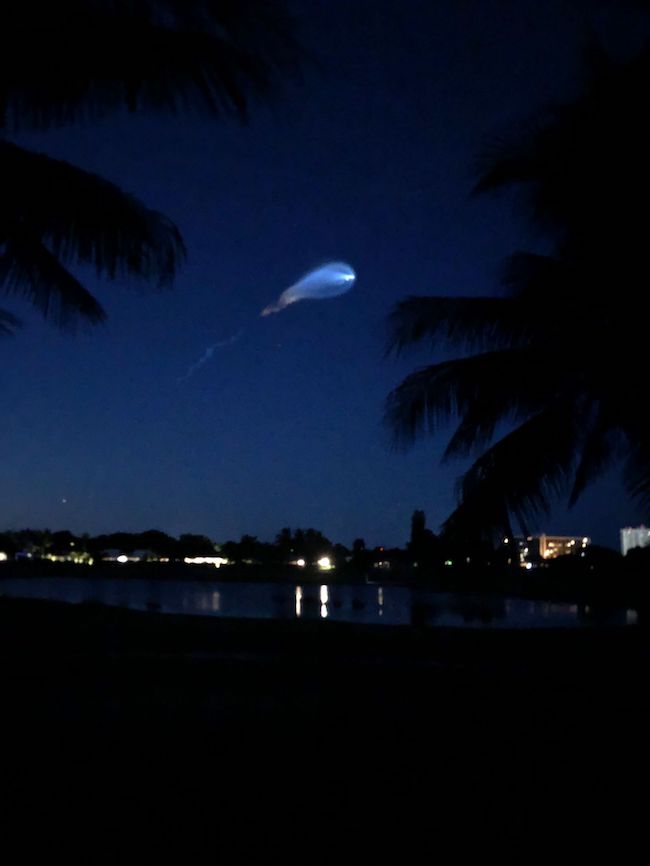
1;0;647;549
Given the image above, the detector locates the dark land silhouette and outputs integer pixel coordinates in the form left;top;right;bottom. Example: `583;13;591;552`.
3;518;650;609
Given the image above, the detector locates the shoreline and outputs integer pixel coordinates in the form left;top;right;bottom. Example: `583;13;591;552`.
2;557;650;610
1;594;647;671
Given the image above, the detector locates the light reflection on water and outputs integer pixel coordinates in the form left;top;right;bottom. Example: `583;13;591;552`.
0;577;640;629
319;585;329;619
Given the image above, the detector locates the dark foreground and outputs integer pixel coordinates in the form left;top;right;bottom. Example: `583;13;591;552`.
1;596;648;852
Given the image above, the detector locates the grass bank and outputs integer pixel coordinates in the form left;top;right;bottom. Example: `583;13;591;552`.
1;596;648;834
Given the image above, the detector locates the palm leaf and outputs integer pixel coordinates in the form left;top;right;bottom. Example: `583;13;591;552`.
387;296;537;357
1;140;185;285
0;307;21;336
625;454;650;512
443;397;589;539
568;402;623;507
501;252;573;300
622;408;650;510
0;1;302;131
0;231;106;329
474;46;650;247
385;347;566;451
387;45;650;538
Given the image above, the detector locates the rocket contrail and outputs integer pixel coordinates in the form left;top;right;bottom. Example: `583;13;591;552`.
177;331;243;382
179;261;356;381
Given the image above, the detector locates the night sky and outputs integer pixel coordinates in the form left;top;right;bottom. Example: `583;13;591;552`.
1;0;647;549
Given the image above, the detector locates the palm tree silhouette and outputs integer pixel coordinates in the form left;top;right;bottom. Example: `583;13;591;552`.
0;0;300;332
386;45;650;540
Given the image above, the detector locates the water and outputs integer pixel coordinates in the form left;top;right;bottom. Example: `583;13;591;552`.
0;576;639;628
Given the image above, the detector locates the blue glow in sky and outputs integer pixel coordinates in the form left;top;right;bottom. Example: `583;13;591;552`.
262;261;356;316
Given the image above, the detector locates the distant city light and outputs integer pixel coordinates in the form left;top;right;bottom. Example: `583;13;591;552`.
317;556;333;570
183;556;228;567
117;555;128;563
296;558;306;567
44;553;93;565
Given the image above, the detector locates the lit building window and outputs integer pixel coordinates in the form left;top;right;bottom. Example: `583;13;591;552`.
621;526;650;556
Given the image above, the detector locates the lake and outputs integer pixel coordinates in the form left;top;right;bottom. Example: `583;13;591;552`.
0;576;639;628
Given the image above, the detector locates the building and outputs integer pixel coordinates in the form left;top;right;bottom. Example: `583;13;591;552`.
620;526;650;556
504;534;590;567
537;534;590;560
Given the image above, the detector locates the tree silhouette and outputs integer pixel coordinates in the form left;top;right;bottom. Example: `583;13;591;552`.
0;1;300;331
272;527;334;562
386;46;650;541
406;509;439;568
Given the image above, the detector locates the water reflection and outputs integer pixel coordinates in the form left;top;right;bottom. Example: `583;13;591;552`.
0;576;640;629
319;585;329;619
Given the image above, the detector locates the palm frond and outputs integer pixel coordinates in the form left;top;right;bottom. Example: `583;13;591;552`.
473;132;544;196
387;296;537;357
0;231;106;329
474;46;650;247
0;1;302;131
1;140;185;286
623;417;650;512
387;45;650;539
625;465;650;513
501;252;574;300
385;347;563;452
442;398;588;539
440;485;512;544
568;402;623;507
0;307;21;336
